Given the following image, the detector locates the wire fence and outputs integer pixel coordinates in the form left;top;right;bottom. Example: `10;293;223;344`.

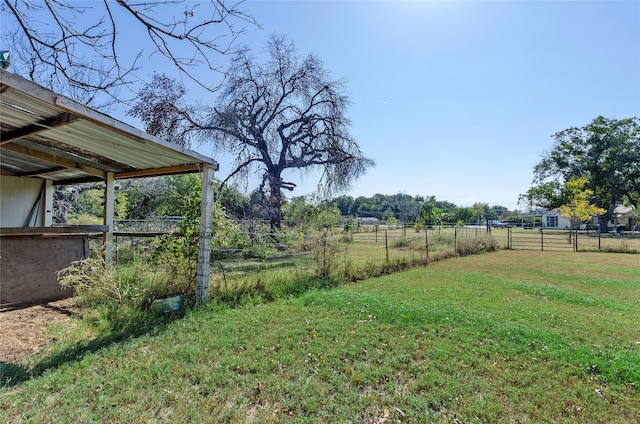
108;221;639;272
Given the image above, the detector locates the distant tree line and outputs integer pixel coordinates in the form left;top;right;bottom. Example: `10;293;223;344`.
61;175;522;229
331;194;510;226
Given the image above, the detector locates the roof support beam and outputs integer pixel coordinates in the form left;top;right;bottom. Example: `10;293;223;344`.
1;143;106;178
115;164;203;179
0;112;80;146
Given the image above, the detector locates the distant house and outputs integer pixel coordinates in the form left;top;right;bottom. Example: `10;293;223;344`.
541;204;636;231
358;217;381;226
541;208;572;229
608;205;635;231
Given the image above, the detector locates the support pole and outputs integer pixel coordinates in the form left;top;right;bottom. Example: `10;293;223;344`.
196;165;216;303
103;172;115;264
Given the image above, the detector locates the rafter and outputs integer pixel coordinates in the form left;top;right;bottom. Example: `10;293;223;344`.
1;143;106;178
0;112;80;145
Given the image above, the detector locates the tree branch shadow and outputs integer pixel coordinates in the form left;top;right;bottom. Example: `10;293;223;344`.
0;309;183;388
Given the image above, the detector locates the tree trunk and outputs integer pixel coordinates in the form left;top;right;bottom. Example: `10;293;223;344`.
598;213;610;233
267;173;283;231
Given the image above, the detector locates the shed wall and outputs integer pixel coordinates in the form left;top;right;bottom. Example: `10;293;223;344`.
0;176;46;227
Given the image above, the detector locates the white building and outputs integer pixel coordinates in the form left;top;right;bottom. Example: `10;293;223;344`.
541;208;572;229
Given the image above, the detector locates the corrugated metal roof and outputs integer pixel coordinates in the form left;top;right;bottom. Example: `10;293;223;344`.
1;71;218;184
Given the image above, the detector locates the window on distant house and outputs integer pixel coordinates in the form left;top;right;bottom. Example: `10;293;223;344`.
546;215;558;227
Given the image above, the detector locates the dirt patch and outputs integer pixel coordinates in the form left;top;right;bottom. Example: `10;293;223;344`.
0;299;79;363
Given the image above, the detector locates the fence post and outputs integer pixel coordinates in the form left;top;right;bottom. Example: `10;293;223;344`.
425;228;429;263
385;230;389;263
598;230;601;251
574;229;578;252
540;227;544;251
454;227;457;255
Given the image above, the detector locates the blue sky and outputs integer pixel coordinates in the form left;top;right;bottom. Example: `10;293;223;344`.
216;0;639;208
5;1;638;209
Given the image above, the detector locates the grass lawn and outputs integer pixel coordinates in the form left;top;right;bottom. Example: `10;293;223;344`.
1;250;639;423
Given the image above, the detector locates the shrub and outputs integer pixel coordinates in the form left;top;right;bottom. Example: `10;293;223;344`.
57;257;124;306
57;256;191;310
310;230;341;279
456;234;499;256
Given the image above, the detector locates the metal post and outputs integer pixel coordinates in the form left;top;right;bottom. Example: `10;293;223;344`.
425;227;429;263
454;227;457;255
385;230;389;263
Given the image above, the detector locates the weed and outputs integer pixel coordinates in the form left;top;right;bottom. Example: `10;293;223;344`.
456;233;499;256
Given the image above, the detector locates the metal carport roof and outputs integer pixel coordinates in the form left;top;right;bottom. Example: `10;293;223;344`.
0;70;218;184
0;70;218;302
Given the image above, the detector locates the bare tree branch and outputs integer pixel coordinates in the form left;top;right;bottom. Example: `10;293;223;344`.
2;0;258;102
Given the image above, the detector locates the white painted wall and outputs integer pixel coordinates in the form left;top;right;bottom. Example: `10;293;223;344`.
541;208;572;229
0;175;47;227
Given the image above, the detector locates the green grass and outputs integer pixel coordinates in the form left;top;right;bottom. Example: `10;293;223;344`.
1;251;639;423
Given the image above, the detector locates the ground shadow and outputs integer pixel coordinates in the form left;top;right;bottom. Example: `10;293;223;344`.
0;308;184;388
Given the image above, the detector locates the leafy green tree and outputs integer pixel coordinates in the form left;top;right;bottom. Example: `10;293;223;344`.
74;188;127;220
215;184;249;219
531;116;640;229
333;195;355;216
419;196;443;226
382;207;396;224
450;207;476;224
314;205;343;230
282;197;341;232
282;197;318;230
520;181;568;210
471;203;498;222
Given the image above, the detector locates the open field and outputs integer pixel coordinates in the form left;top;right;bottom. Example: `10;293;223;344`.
1;250;639;423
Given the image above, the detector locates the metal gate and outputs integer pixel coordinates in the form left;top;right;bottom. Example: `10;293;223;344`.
508;228;578;252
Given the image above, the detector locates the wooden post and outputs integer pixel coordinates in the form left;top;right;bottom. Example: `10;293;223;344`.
103;172;115;264
196;165;215;303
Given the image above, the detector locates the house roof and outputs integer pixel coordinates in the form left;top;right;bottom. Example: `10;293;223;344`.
1;71;218;185
613;205;634;216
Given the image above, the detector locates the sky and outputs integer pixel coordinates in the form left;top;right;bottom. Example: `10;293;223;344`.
4;1;639;209
213;0;639;209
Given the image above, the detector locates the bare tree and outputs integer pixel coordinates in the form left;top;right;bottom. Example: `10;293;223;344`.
203;35;374;228
2;0;257;101
129;34;374;229
128;72;195;147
